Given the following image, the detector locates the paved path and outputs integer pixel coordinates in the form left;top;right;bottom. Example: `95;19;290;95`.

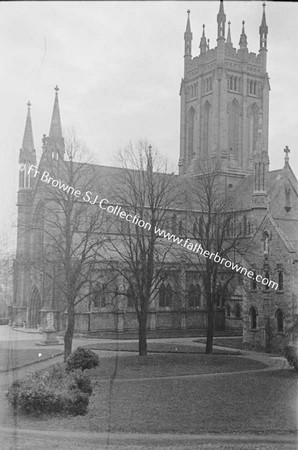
0;427;296;450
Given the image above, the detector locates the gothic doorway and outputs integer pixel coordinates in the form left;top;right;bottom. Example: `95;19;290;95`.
28;287;41;328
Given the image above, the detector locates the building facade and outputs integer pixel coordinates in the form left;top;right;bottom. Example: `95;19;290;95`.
13;1;298;349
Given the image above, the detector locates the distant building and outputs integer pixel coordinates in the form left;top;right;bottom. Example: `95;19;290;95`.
13;1;298;349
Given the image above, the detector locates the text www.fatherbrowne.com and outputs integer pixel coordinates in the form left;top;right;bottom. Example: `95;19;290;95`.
19;164;278;290
153;227;278;290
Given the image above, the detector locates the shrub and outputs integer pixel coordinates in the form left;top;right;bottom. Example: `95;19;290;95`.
284;345;298;371
64;390;89;416
7;365;93;416
65;347;99;373
68;369;93;395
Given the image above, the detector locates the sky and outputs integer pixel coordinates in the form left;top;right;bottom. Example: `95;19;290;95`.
0;0;298;247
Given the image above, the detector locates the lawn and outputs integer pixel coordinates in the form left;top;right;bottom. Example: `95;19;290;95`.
0;345;63;372
3;352;297;437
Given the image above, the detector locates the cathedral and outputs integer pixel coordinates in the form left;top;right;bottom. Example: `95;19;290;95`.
13;1;298;350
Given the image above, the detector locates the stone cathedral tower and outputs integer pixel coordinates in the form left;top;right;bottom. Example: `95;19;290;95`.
179;1;269;185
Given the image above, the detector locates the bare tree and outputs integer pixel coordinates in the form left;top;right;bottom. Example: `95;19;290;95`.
32;133;108;359
106;141;178;356
183;161;250;354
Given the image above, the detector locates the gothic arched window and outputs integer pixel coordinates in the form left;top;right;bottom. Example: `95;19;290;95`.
276;309;284;332
248;104;259;156
159;283;166;307
264;271;270;290
201;101;211;156
252;271;257;290
188;283;201;307
187;107;195;159
165;283;172;307
235;303;241;318
93;282;106;308
226;304;231;317
278;272;284;291
250;306;257;329
228;100;240;160
127;285;135;308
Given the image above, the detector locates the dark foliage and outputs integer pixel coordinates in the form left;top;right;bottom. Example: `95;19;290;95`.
65;347;99;373
7;364;93;416
284;345;298;371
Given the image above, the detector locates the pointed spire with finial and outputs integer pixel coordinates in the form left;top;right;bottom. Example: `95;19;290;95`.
217;0;226;40
226;21;232;46
45;86;65;160
22;101;35;152
184;10;193;58
49;85;63;140
259;2;268;50
239;21;248;49
199;24;208;55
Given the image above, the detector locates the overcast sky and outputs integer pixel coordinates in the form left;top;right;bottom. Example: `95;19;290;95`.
0;1;298;245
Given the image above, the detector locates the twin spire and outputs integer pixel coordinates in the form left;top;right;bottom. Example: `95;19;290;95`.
20;86;64;164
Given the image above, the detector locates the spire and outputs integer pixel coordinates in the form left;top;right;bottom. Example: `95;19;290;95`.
239;21;248;49
49;85;63;140
184;10;192;58
45;86;65;160
19;101;36;189
22;101;34;152
259;2;268;50
226;21;232;46
199;24;208;55
217;0;226;40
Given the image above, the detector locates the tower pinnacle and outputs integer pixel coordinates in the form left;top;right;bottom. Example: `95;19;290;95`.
217;0;226;40
199;24;208;55
184;9;192;58
259;2;268;50
284;146;290;165
226;21;232;46
239;21;248;49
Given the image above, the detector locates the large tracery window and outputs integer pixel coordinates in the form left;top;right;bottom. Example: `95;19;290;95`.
228;100;240;160
248;104;259;157
187;107;195;159
201;101;211;157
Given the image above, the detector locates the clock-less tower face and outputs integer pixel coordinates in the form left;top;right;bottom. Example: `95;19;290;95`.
179;2;269;181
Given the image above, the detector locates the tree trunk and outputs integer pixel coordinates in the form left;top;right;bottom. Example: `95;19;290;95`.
138;314;147;356
205;301;214;354
64;301;75;361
